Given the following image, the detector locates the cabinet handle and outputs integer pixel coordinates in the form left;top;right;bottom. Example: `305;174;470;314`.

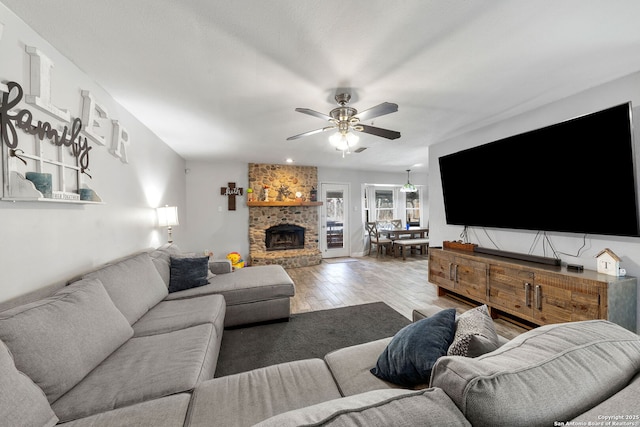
448;263;454;280
535;285;542;310
454;264;459;283
524;282;531;307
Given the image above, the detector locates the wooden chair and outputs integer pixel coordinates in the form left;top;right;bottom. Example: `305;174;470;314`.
365;222;393;256
390;219;402;229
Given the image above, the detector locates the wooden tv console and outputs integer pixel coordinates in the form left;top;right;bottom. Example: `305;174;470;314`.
428;248;637;332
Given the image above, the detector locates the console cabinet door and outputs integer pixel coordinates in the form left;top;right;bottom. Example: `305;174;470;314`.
454;257;488;303
532;273;601;324
428;250;457;290
428;251;488;302
489;265;534;318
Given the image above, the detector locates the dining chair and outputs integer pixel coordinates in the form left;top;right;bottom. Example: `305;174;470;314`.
365;222;393;256
390;219;402;229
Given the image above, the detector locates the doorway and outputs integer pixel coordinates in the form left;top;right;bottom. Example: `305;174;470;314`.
320;183;350;258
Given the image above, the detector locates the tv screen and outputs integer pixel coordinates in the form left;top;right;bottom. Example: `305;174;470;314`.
439;102;640;237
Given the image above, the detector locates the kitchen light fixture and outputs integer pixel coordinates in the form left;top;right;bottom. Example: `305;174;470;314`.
157;205;179;243
400;169;417;193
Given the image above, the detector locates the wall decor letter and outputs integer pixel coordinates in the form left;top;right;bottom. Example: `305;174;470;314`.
110;119;129;163
25;46;71;122
80;90;109;146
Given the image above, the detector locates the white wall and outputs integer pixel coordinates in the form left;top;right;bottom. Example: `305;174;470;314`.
428;71;640;330
183;160;250;260
181;161;428;260
0;4;186;302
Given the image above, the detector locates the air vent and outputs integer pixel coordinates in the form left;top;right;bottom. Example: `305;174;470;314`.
354;147;368;153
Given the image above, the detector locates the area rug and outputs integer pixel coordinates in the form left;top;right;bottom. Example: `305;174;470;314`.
215;302;410;377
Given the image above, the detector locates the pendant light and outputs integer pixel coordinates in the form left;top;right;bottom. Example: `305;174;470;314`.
400;169;417;193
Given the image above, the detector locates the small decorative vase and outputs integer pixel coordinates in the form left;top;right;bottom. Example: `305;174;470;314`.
264;188;269;202
25;172;52;198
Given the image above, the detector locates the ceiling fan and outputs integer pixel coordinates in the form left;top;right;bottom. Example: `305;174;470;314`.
286;94;401;154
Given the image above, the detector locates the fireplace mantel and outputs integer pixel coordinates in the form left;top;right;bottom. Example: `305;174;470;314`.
247;201;323;207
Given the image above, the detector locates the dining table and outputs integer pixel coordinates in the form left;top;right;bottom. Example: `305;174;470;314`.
382;227;429;240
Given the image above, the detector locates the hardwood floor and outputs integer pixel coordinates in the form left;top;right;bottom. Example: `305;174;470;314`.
285;253;527;340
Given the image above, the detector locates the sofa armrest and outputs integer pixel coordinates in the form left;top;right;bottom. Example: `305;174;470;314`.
209;259;232;274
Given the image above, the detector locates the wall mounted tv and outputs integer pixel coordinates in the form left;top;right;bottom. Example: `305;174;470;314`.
439;102;640;237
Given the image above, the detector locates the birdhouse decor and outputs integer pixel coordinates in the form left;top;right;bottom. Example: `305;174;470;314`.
596;248;621;276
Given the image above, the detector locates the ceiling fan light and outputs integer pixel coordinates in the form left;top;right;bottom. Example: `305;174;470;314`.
345;132;359;146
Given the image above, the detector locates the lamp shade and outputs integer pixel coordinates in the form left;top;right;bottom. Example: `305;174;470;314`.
157;205;179;227
400;169;417;193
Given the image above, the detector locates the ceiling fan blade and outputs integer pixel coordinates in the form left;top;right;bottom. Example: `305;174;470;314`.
358;124;401;140
295;108;333;121
286;126;335;141
355;102;398;121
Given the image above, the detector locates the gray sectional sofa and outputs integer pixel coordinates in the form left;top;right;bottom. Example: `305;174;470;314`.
1;245;640;426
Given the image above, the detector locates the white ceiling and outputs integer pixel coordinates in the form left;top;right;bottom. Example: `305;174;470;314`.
4;0;640;172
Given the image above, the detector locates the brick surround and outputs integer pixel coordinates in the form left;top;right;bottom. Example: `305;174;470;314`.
248;163;322;268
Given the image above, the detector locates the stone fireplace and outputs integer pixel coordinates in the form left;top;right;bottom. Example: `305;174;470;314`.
265;224;305;251
248;163;322;268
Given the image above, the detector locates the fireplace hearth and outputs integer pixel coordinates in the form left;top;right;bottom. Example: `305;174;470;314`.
265;224;305;251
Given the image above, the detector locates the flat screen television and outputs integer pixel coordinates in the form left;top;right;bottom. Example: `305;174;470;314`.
439;102;640;237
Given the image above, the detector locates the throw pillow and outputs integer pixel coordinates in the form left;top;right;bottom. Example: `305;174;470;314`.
370;308;456;387
169;256;210;293
447;304;500;357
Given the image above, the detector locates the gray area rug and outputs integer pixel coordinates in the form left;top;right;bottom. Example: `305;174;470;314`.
215;302;410;377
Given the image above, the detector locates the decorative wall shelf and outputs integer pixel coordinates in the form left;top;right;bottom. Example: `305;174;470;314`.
1;172;103;204
247;201;323;207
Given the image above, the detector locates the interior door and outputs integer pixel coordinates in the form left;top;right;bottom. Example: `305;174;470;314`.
320;183;350;258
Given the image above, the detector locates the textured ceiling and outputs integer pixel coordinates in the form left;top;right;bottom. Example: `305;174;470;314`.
4;0;640;172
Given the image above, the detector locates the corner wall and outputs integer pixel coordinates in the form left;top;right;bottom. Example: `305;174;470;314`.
0;4;186;302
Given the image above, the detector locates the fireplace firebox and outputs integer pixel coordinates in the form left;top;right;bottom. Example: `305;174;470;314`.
265;224;305;251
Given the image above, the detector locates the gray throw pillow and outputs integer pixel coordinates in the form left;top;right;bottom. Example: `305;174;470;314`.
370;308;456;387
447;304;499;357
0;278;133;403
169;256;210;293
0;339;58;427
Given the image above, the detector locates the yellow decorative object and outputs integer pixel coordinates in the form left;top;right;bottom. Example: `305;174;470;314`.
226;251;245;269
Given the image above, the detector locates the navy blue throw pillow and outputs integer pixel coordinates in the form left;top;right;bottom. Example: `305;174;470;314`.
370;308;456;387
168;256;209;293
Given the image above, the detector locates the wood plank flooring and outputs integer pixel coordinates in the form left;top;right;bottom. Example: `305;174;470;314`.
285;253;527;340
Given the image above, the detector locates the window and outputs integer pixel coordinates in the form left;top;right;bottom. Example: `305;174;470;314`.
363;185;423;227
405;191;421;226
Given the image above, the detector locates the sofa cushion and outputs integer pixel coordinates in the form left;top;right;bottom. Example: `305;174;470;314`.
169;256;210;293
447;304;499;357
0;278;133;403
83;253;168;324
52;323;219;423
325;337;400;396
133;294;226;337
0;339;58;427
570;372;640;424
253;388;471;427
430;320;640;427
149;244;184;286
370;308;456;387
57;393;191;427
187;359;342;427
164;264;295;304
